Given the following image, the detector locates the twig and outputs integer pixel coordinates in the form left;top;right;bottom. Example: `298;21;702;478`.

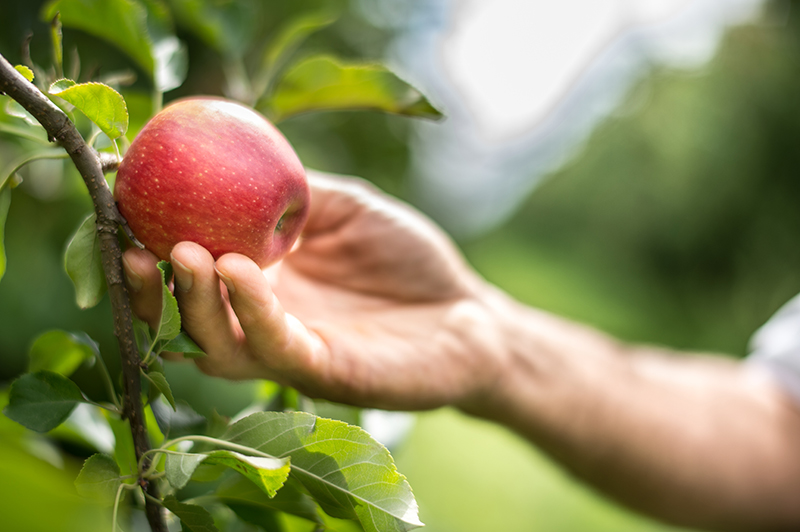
0;53;165;532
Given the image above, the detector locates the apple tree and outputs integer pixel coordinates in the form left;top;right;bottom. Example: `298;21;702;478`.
0;1;440;531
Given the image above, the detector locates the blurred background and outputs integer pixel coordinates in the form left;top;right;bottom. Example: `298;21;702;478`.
3;0;800;531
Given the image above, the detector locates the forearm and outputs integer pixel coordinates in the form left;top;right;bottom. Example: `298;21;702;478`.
470;288;800;531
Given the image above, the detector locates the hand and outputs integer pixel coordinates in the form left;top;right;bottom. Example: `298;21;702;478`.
123;171;509;411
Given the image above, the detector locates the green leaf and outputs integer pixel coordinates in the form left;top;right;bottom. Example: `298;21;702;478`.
206;450;290;497
162;495;219;532
254;10;337;98
217;474;324;525
28;329;95;376
224;412;423;532
14;65;34;82
167;0;260;57
264;55;442;123
43;0;155;76
160;331;206;358
133;316;153;358
143;369;176;410
75;453;122;505
3;371;86;432
151;397;206;437
106;415;137;476
64;213;107;309
165;452;207;490
0;186;10;282
155;260;181;342
1;149;69;191
49;80;129;139
5;99;40;127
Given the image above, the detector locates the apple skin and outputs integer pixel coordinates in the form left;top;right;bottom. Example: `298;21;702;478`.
114;97;309;268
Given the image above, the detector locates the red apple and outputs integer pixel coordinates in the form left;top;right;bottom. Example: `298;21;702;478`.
114;97;309;268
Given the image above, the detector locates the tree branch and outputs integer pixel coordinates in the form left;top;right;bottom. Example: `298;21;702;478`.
0;53;166;532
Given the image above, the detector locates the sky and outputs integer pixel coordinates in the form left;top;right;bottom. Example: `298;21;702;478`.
361;0;767;237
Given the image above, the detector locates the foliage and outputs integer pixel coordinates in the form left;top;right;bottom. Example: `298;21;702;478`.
0;0;438;530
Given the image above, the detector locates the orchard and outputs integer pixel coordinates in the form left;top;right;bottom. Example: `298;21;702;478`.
0;1;438;531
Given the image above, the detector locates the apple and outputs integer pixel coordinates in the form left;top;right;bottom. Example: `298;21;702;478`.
114;97;309;268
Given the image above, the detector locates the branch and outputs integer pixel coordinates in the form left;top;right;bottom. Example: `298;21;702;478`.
0;54;166;532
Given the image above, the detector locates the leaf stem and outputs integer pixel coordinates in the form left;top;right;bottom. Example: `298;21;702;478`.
0;150;69;190
0;122;50;144
112;482;138;532
94;346;122;411
139;435;281;478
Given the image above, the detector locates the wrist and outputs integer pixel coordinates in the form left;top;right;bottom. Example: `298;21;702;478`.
458;286;630;445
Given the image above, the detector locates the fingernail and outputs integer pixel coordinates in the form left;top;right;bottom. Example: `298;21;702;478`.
171;254;194;292
122;255;143;292
215;267;235;294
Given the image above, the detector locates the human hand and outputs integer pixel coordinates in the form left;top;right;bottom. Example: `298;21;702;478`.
122;171;509;411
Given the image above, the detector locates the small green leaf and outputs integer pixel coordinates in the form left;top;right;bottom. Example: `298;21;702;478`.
151;397;206;437
14;65;34;82
0;186;10;282
65;213;107;309
162;495;219;532
28;329;95;376
49;80;129;139
205;450;290;498
264;55;443;123
75;453;122;505
155;261;181;342
133;316;153;358
3;371;86;432
160;331;206;358
143;370;175;410
165;452;208;490
5;99;41;127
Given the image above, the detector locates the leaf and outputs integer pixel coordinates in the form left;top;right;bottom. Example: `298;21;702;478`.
106;415;137;476
3;371;86;432
205;450;290;497
5;99;40;127
224;412;423;532
64;213;107;309
75;453;122;505
165;452;208;490
151;397;206;437
49;80;129;139
217;474;324;525
1;149;69;191
254;10;337;98
155;261;181;341
160;331;206;358
167;0;260;57
133;316;152;358
42;0;155;76
14;65;34;82
264;55;442;123
28;329;95;376
0;186;10;283
143;369;175;410
162;495;219;532
43;0;188;92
